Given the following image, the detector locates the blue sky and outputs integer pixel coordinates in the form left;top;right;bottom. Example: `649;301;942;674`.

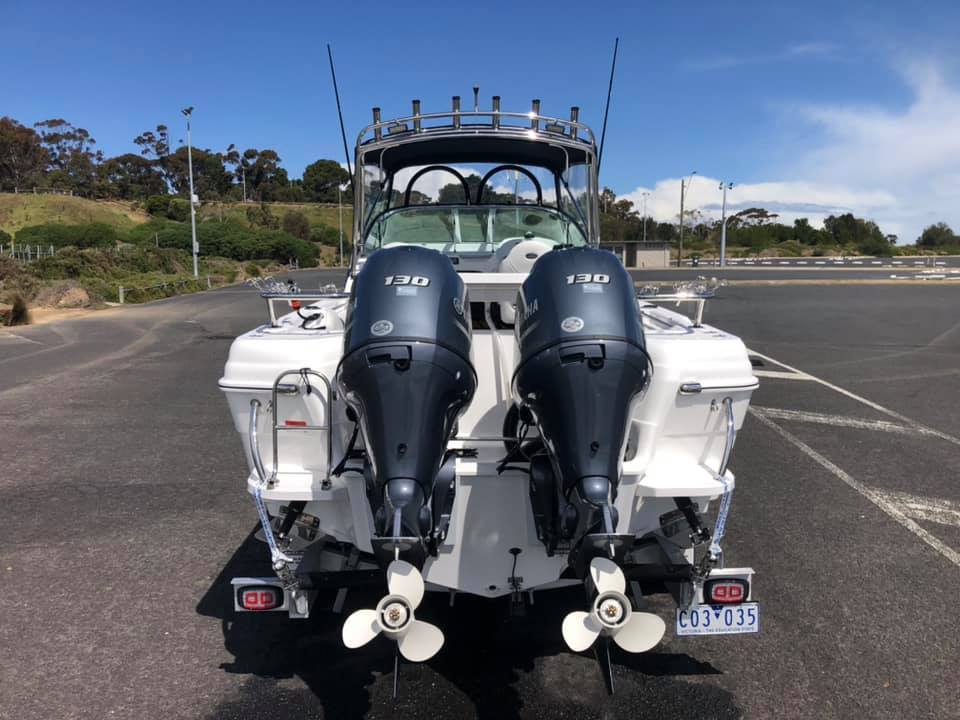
3;0;960;241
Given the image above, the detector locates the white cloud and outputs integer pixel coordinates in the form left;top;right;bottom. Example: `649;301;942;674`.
623;176;896;233
624;61;960;243
684;42;837;72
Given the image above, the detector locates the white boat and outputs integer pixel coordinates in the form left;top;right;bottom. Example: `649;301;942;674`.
219;96;759;676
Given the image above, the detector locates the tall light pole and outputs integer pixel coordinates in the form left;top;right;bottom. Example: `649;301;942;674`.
678;171;696;266
182;106;199;278
719;181;734;267
641;191;650;243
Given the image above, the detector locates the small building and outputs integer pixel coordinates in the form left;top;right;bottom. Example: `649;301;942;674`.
600;241;671;269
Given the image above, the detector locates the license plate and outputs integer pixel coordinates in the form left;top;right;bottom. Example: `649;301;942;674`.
676;602;760;636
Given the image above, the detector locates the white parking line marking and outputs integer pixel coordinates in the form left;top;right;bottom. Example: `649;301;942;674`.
750;406;936;438
749;410;960;568
752;370;813;380
871;490;960;528
747;350;960;448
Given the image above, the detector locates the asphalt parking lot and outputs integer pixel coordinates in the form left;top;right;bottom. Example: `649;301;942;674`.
1;275;957;719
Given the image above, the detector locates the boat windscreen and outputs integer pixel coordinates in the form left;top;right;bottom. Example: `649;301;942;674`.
360;160;592;254
364;205;588;255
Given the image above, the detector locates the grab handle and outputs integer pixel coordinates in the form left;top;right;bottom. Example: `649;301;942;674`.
249;399;268;483
717;397;735;477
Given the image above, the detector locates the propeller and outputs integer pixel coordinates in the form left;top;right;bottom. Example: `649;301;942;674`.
561;557;666;654
341;560;444;662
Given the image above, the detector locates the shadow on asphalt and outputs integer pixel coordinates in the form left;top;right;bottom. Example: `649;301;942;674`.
197;530;741;720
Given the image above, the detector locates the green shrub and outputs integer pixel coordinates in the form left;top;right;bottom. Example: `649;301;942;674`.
282;211;311;241
245;262;261;277
310;225;339;246
246;204;278;229
16;222;118;249
167;198;190;222
144;195;171;216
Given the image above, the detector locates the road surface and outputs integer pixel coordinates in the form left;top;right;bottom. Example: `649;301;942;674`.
1;274;957;719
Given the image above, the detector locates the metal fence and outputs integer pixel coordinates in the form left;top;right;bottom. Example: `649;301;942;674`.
1;243;57;262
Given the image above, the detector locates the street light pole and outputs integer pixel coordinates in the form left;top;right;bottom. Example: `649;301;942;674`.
678;171;696;267
182;106;199;278
719;181;734;267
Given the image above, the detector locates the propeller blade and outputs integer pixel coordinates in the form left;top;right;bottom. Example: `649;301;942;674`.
611;612;666;653
589;557;626;595
342;608;380;649
562;610;603;652
397;619;444;662
387;560;425;609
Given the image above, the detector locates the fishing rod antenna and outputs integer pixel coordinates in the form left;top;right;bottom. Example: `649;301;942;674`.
597;37;619;171
327;43;355;193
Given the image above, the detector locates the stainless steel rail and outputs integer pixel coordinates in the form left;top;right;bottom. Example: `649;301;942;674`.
260;292;349;327
249;399;268;483
717;396;735;477
638;292;717;327
247;368;334;487
357;109;596;147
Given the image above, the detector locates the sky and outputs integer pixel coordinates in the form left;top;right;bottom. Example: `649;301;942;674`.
3;0;960;243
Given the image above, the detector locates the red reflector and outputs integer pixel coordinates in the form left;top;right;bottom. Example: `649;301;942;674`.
284;419;307;427
239;586;282;611
289;300;302;310
704;578;748;604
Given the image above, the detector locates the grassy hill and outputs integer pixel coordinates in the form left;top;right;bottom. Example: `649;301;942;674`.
0;193;150;235
0;193;354;241
197;201;354;240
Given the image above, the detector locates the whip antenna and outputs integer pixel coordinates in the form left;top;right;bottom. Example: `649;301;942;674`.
327;43;354;192
597;37;619;171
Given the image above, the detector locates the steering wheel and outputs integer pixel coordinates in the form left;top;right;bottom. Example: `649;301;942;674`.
475;165;543;205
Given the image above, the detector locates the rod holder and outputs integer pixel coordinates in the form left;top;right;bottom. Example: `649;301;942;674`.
473;85;480;111
372;107;382;140
531;99;541;130
412;99;421;131
570;106;580;139
452;96;461;128
492;96;500;129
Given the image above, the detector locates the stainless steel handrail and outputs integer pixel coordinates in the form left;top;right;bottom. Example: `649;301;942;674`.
271;369;334;483
358;109;597;147
717;397;735;477
679;380;759;395
249;399;268;483
260;292;349;327
638;292;718;328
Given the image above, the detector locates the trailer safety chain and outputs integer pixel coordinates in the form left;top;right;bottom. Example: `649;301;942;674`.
253;480;294;568
709;472;733;565
709;396;737;567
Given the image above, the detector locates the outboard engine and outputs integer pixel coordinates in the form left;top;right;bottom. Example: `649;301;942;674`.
338;246;476;567
512;247;649;574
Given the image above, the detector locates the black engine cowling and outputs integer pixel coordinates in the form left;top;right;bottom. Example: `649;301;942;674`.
338;246;476;562
512;247;649;566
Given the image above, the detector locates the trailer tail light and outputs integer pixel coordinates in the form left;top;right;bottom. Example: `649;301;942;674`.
238;586;283;611
704;578;749;604
284;420;307;427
